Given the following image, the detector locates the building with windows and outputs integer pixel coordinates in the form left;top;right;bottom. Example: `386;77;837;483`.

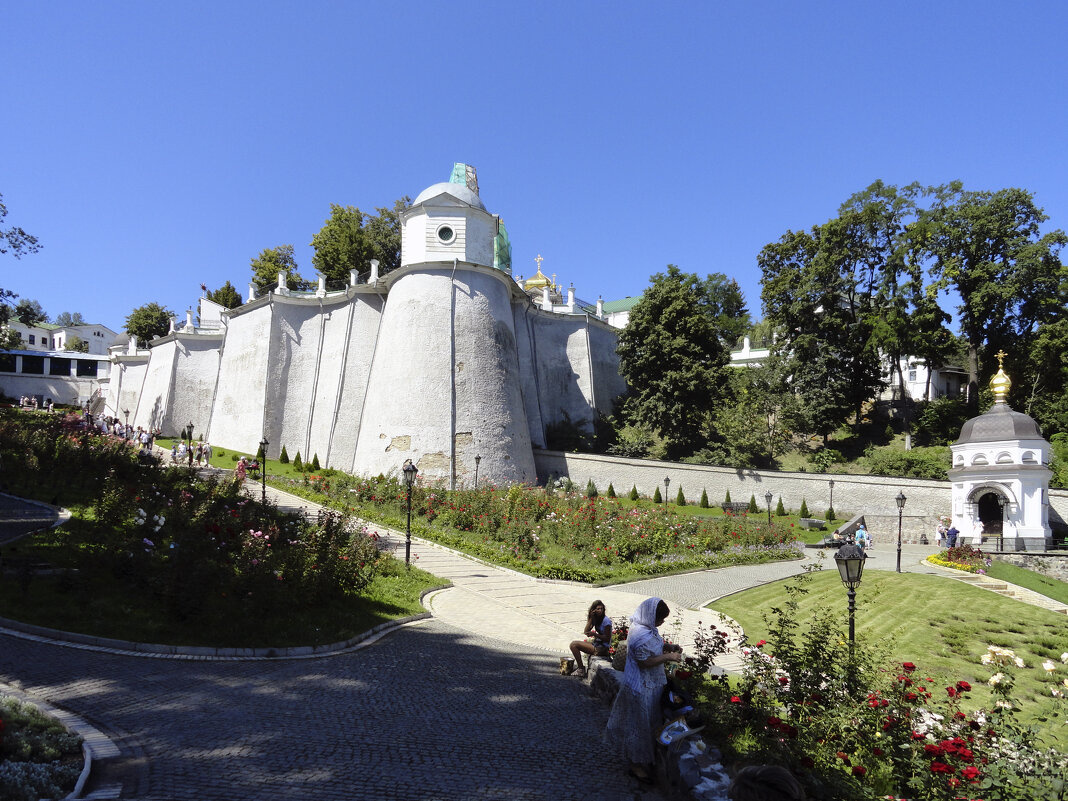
0;348;111;407
3;319;117;356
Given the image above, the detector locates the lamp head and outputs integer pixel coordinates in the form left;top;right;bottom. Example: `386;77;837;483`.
896;491;906;510
402;459;418;487
765;490;773;504
474;454;481;466
834;542;867;589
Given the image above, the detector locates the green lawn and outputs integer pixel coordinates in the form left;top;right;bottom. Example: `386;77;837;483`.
710;569;1068;747
986;559;1068;605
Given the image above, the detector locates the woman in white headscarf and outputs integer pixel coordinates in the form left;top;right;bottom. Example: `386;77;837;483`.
604;596;682;783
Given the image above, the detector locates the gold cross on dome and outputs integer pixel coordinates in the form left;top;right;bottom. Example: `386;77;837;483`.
534;254;544;272
996;349;1007;369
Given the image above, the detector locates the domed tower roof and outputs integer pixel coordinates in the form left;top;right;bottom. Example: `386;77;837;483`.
412;181;486;211
111;331;130;347
955;352;1043;444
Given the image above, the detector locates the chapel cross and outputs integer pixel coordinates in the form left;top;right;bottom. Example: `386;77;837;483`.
534;254;544;272
996;349;1007;369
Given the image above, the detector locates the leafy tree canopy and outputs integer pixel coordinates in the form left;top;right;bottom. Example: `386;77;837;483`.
14;298;48;326
616;265;733;459
65;334;90;353
206;281;242;309
250;245;311;293
55;311;85;327
309;197;410;284
125;302;174;344
0;192;40;260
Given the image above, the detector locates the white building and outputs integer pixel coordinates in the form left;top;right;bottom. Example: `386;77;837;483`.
949;357;1052;551
3;320;117;356
0;348;111;408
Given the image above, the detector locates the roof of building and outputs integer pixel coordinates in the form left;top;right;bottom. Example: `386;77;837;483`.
601;296;642;313
955;402;1044;444
412;181;486;212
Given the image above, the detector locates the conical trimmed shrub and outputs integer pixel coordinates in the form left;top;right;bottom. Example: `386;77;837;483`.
279;445;290;464
311;453;321;471
606;483;616;498
800;498;810;518
724;489;732;504
629;485;639;501
586;479;598;498
676;487;685;506
653;486;662;504
294;451;303;471
699;489;709;508
748;494;758;513
776;497;786;516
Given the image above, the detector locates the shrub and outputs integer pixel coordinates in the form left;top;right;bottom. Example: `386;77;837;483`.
676;487;685;506
629;485;639;501
724;489;732;504
586;479;598;498
914;397;970;446
863;444;950;479
311;453;321;471
799;498;810;518
700;489;709;508
653;486;662;504
293;451;303;471
230;453;239;462
825;506;836;521
747;494;758;513
256;442;265;461
606;483;616;498
776;497;786;516
279;445;289;464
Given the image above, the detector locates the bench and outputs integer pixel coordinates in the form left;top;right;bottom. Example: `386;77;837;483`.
798;518;827;531
721;501;751;514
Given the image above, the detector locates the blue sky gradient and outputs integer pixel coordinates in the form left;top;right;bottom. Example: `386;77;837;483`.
3;2;1065;332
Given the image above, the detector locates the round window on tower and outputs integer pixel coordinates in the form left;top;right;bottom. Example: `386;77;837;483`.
437;224;455;244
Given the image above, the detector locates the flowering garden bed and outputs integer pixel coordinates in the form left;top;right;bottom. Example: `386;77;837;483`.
271;472;804;583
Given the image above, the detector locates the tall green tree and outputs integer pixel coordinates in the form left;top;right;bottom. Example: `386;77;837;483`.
206;281;242;309
125;302;174;344
309;197;410;283
0;192;40;259
700;273;751;347
921;185;1067;414
616;265;732;459
65;334;90;353
55;311;86;326
14;298;47;326
250;245;311;293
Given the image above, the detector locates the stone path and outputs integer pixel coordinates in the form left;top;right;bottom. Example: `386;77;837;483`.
0;491;67;545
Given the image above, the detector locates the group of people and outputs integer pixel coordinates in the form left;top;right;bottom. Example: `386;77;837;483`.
569;597;804;797
18;395;53;412
170;440;211;466
830;522;871;550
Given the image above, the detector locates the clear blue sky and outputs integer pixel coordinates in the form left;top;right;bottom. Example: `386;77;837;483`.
3;2;1066;333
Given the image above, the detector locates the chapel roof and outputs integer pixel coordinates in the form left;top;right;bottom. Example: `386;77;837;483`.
601;296;642;313
954;355;1044;444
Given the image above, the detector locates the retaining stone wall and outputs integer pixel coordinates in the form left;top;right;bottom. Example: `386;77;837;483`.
992;554;1068;582
533;451;1068;544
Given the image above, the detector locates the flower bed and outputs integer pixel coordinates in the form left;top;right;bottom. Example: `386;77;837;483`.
927;544;990;574
0;696;82;801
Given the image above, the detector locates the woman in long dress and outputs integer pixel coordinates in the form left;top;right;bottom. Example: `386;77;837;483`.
604;596;682;783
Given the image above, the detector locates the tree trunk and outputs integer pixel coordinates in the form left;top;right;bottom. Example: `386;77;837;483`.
966;343;980;416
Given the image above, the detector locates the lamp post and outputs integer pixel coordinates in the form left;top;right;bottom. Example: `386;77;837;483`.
259;437;268;504
895;491;907;573
664;476;670;507
402;459;418;568
187;420;194;446
123;408;130;438
828;479;835;518
996;496;1006;551
765;490;773;528
474;454;481;489
834;540;868;656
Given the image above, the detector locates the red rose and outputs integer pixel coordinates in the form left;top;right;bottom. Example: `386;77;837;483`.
675;670;692;680
902;662;916;672
956;680;971;692
778;676;790;684
730;696;742;704
852;765;867;777
946;687;957;697
767;717;782;727
872;747;883;756
924;744;944;756
961;766;981;781
930;762;954;774
756;640;766;647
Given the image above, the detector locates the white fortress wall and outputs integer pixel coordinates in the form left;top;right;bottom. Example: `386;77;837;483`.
134;339;179;434
449;267;536;486
111;358;148;422
208;299;273;454
330;292;385;472
353;266;536;485
512;303;548;449
528;313;600;432
168;334;223;443
264;299;325;465
586;320;627;415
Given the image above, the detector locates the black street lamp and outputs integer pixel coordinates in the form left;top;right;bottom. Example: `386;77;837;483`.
828;479;835;518
834;541;868;655
402;459;418;568
895;491;907;573
664;476;670;507
259;437;269;504
996;496;1006;551
474;454;481;489
187;420;194;446
765;490;773;527
123;408;130;437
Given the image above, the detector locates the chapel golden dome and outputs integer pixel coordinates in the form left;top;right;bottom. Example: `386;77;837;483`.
990;349;1011;404
523;254;553;290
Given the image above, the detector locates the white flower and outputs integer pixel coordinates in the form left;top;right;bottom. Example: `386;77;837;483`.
1044;660;1057;673
981;653;994;665
989;672;1005;686
1061;652;1068;664
1053;689;1064;698
1014;657;1026;668
996;699;1013;709
1063;678;1068;689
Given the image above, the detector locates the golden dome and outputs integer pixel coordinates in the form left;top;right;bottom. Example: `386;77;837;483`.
990;349;1011;404
523;254;552;290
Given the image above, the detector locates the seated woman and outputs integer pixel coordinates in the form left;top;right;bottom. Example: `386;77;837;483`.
569;600;612;678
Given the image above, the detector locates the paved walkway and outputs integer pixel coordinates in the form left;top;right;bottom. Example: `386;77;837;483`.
0;482;1061;799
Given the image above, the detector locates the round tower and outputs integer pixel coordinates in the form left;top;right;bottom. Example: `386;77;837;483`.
352;175;536;487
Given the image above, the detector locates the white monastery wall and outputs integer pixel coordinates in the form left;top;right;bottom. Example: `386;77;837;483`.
587;321;628;414
108;358;148;421
512;305;548;449
266;301;327;466
168;335;222;442
528;313;600;431
208;301;272;453
134;340;178;433
354;266;535;486
330;293;385;471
